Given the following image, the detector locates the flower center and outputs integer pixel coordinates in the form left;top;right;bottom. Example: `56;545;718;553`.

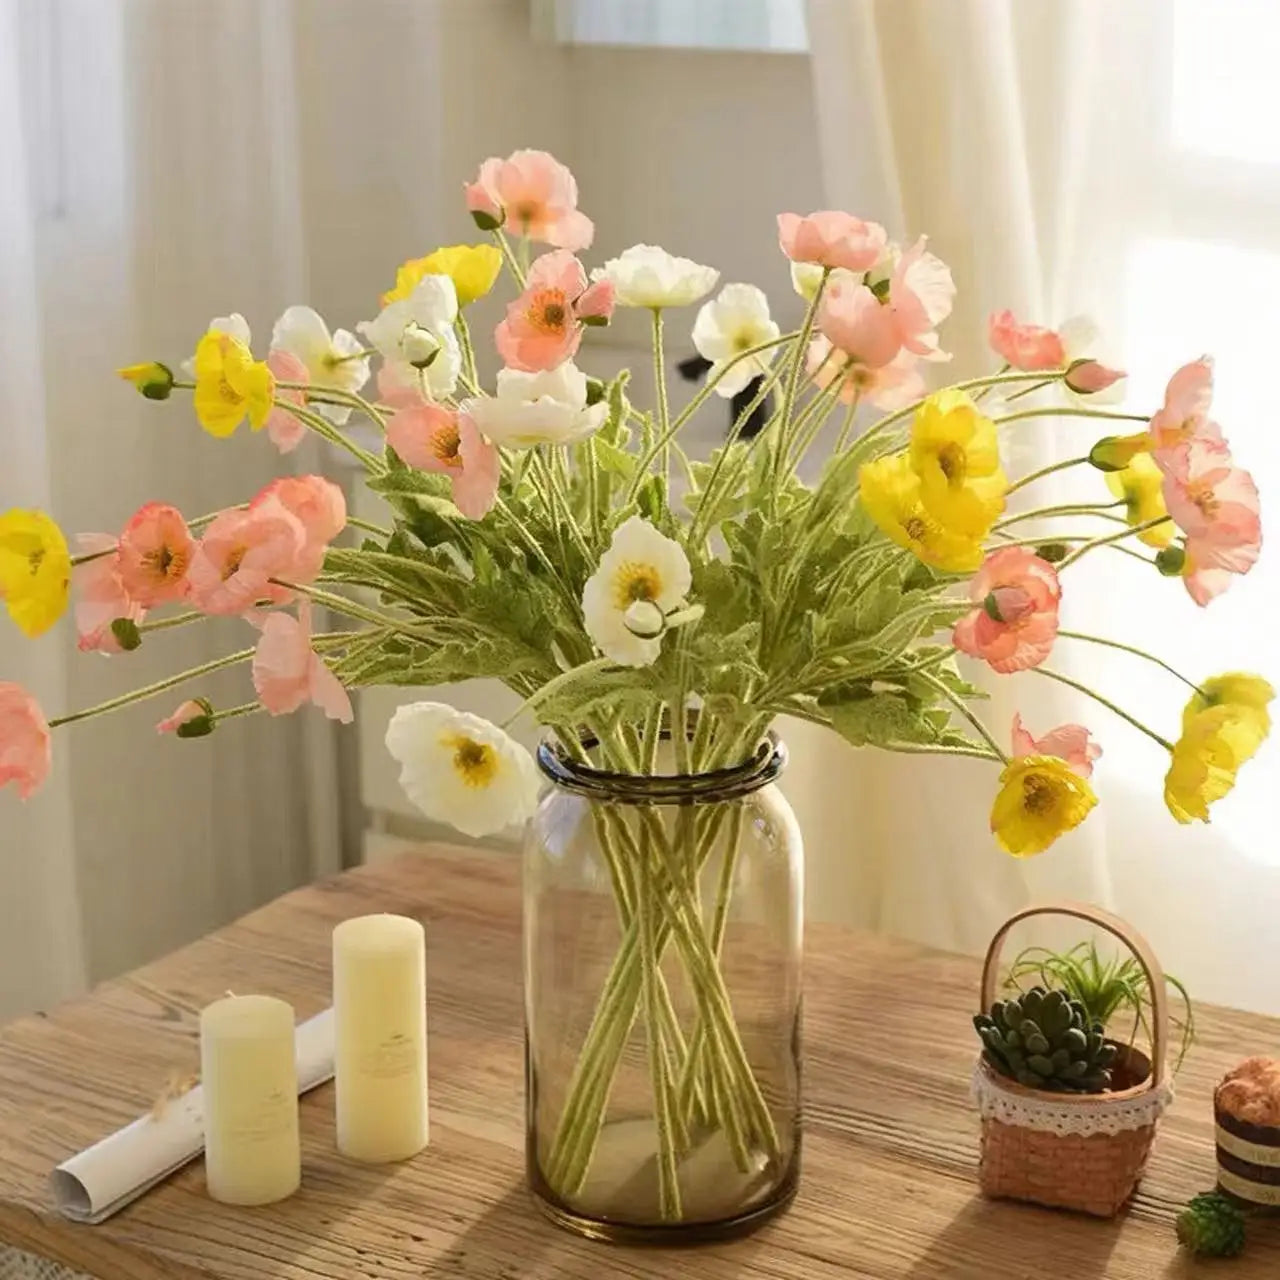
145;543;189;583
444;733;498;788
611;562;662;610
222;546;247;581
1186;480;1218;518
514;201;541;230
527;289;569;334
433;423;463;468
902;516;928;541
936;442;965;483
27;547;45;576
216;376;241;406
1022;772;1060;816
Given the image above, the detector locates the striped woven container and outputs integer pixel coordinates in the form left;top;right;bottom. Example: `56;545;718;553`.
1216;1105;1280;1211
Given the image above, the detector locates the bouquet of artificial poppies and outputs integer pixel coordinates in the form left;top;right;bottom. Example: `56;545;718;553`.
0;147;1269;1224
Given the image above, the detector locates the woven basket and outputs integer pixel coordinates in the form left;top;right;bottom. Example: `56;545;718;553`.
973;902;1173;1218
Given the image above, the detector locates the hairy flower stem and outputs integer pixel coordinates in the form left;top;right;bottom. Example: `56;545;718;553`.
1058;515;1172;567
1056;629;1206;696
1035;666;1176;752
651;309;672;487
1005;455;1092;496
493;227;527;289
772;270;829;511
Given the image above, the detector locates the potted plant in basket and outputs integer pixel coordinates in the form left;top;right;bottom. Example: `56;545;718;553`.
0;147;1273;1243
972;903;1180;1217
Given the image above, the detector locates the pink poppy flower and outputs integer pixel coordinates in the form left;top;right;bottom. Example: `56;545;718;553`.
464;178;504;229
494;251;614;372
1147;357;1223;468
156;699;213;736
73;533;145;654
116;503;194;607
264;349;309;454
1182;548;1234;608
252;601;353;722
387;404;500;520
250;475;347;584
888;236;956;360
185;499;307;616
776;211;888;272
806;336;924;411
987;310;1066;371
465;150;593;251
1011;712;1101;779
1162;438;1261;577
0;682;51;799
817;278;903;369
953;547;1061;673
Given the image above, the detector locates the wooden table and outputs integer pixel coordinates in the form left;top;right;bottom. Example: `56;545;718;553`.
0;845;1276;1278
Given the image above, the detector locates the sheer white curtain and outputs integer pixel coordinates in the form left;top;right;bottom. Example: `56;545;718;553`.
803;0;1280;1011
0;0;345;1018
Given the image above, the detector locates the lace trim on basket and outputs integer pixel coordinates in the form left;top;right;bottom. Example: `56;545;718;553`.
971;1062;1175;1136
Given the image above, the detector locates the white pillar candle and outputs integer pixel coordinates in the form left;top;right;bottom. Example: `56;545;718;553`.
333;913;428;1162
199;994;300;1205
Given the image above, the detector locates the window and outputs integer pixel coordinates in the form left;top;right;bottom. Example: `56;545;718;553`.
532;0;808;53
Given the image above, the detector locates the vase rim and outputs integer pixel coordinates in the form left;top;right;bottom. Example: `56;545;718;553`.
536;728;787;805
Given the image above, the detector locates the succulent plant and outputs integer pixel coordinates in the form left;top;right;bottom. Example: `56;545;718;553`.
974;985;1118;1093
1176;1191;1247;1258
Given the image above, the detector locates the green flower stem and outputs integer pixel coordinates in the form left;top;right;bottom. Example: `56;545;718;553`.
638;846;682;1221
211;700;262;724
787;370;848;471
651;308;672;482
1034;666;1176;752
275;401;382;471
532;447;591;561
684;361;788;546
992;502;1128;532
492;495;580;614
917;671;1009;762
986;529;1157;565
270;578;441;643
454;314;479;390
1003;377;1057;402
996;406;1150;427
493;227;527;289
1057;630;1206;696
1058;515;1172;567
346;515;391;538
777;702;1001;760
48;648;255;729
137;610;205;634
834;392;863;454
664;330;799;438
772;270;829;509
1006;454;1092;496
856;368;1072;452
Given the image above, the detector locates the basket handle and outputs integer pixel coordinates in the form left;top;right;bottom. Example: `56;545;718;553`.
979;900;1169;1090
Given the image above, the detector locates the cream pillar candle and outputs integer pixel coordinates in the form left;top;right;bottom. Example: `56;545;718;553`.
333;913;428;1162
199;995;300;1205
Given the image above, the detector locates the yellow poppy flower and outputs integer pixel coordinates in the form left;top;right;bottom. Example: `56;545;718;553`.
990;754;1098;856
908;389;1008;536
1105;453;1174;549
859;452;985;573
117;361;174;401
0;508;71;638
1089;431;1149;472
381;244;502;308
1181;672;1273;762
191;331;275;438
1163;706;1256;824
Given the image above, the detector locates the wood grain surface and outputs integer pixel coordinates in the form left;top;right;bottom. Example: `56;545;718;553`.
0;844;1276;1278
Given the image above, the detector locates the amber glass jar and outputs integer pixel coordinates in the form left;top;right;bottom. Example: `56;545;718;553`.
524;730;803;1243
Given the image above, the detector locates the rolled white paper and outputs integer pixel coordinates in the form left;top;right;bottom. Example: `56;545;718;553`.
333;913;429;1163
200;994;300;1205
49;1007;334;1223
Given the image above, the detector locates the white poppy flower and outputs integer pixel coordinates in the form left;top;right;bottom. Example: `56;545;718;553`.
591;245;719;309
385;702;540;838
691;283;781;398
463;362;606;449
359;275;461;397
270;305;371;425
582;516;692;667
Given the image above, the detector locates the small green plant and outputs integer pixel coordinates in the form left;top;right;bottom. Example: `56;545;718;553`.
974;986;1117;1093
1176;1191;1247;1258
1004;940;1195;1069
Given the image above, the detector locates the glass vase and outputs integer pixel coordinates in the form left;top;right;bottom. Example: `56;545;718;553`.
524;729;803;1243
